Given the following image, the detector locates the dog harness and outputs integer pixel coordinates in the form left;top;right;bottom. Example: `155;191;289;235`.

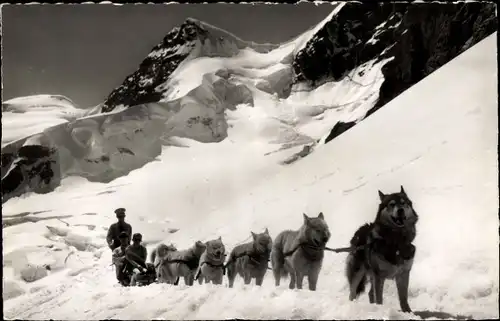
365;226;416;266
225;248;271;271
163;256;201;270
194;261;226;281
283;242;326;261
155;257;198;286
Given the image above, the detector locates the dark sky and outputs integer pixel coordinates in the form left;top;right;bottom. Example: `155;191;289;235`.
2;3;334;108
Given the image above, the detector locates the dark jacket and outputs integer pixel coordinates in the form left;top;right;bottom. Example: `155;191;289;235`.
106;222;132;250
126;244;148;268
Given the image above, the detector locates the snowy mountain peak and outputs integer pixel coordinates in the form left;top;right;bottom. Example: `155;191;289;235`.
101;20;204;113
101;18;277;113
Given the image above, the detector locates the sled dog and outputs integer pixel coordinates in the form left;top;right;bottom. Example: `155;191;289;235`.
271;212;330;291
195;237;226;285
159;241;206;286
226;228;272;288
150;243;178;284
345;186;418;313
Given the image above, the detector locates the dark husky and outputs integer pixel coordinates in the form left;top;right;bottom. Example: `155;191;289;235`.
345;186;418;312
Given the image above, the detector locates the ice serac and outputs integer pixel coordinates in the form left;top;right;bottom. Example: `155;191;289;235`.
292;2;497;140
1;143;61;204
101;18;277;113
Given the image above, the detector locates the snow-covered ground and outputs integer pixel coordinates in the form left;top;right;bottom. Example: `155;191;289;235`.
2;95;86;147
2;32;497;320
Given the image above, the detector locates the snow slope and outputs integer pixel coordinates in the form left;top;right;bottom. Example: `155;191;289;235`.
2;95;86;146
2;33;497;320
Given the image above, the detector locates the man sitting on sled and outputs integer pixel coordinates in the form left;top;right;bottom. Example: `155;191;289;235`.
127;233;156;286
112;232;155;286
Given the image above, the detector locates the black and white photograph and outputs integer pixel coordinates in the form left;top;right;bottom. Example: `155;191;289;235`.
1;1;498;319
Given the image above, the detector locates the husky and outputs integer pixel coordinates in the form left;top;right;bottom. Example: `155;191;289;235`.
226;228;273;288
150;243;178;284
345;186;418;313
195;237;226;285
154;241;206;286
271;213;330;291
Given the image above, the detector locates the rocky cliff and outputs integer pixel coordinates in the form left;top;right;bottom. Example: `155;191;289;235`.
292;2;497;141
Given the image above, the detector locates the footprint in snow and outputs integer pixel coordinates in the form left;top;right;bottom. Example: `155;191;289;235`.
96;190;115;196
109;302;129;310
92;292;106;301
153;308;169;318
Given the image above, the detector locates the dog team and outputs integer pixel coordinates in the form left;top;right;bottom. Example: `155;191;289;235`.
107;186;418;313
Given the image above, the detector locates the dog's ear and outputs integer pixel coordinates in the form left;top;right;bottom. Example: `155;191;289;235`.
303;213;310;224
218;236;222;241
400;185;407;195
318;212;324;219
264;227;269;235
378;190;385;201
251;231;257;240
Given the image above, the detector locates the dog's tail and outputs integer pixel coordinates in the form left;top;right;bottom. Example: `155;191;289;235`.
345;252;366;298
346;224;374;298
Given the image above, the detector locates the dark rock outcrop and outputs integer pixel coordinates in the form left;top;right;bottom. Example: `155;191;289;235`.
324;121;357;144
1;145;61;203
293;2;497;119
1;153;16;177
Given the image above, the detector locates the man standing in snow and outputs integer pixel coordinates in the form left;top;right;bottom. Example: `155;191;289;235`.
112;232;133;286
106;208;132;251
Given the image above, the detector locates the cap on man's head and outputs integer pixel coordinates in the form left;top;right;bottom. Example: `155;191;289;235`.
115;208;126;216
132;233;142;241
118;231;129;239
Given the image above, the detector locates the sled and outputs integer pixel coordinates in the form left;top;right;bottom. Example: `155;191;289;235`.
120;259;157;287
